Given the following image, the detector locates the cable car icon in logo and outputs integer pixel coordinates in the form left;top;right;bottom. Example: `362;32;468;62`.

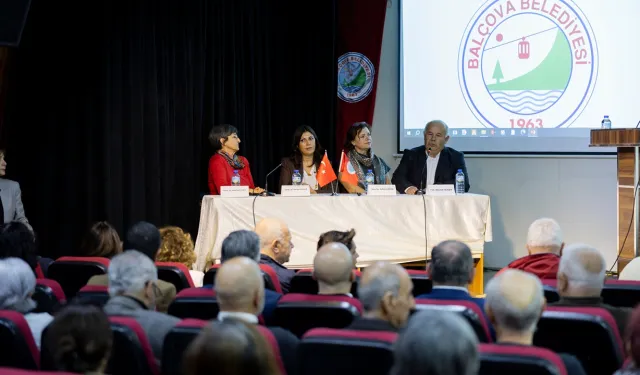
458;0;598;128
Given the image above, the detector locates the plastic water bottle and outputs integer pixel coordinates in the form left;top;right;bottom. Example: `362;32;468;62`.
231;170;241;186
601;115;612;129
292;170;302;185
365;169;375;189
455;169;465;195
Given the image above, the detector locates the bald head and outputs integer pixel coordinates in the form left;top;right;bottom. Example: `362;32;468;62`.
558;243;606;296
314;243;354;294
485;269;544;335
430;240;474;287
254;217;293;264
214;257;264;315
358;262;415;327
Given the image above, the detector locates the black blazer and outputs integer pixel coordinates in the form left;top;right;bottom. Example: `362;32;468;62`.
278;156;333;194
392;146;470;193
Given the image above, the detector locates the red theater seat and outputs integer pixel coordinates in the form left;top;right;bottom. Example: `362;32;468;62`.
167;288;219;320
255;325;287;375
602;279;640;308
76;285;110;307
47;257;110;298
162;319;207;375
289;269;359;296
155;262;195;292
415;299;492;343
0;369;76;375
479;343;568;375
0;311;39;370
405;269;433;296
107;316;159;375
259;264;283;293
202;263;221;286
33;279;66;314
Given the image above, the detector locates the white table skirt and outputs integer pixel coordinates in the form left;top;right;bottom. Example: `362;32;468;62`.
193;194;492;271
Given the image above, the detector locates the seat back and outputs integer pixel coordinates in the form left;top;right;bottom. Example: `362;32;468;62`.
107;316;160;375
415;299;492;342
76;285;110;307
534;306;623;375
289;269;359;296
202;264;221;286
300;328;397;375
259;264;283;293
0;311;39;369
156;262;195;292
479;343;568;375
255;325;287;375
272;294;362;337
33;279;66;314
405;270;432;296
167;288;219;320
0;369;76;375
602;279;640;308
47;257;110;298
162;319;207;375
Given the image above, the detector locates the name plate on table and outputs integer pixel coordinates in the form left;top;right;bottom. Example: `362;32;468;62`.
281;185;310;197
367;184;397;196
220;186;249;197
427;185;455;196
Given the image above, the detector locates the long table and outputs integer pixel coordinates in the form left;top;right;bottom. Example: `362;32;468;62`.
194;194;492;274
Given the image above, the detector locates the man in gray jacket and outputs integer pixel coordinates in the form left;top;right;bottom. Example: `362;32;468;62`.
103;250;180;362
0;151;31;230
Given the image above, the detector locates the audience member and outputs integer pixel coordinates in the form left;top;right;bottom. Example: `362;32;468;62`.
348;261;414;332
485;269;586;375
42;304;112;374
390;310;479;375
183;319;281;375
0;150;31;230
0;257;53;348
0;221;38;271
102;250;180;362
317;228;359;267
88;221;176;313
215;256;298;375
314;243;355;296
553;243;630;337
79;221;122;258
504;218;563;279
157;225;203;286
614;306;640;375
255;217;295;293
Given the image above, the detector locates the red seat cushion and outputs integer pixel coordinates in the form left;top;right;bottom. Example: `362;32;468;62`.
36;279;67;303
279;293;363;313
156;262;196;290
545;306;623;352
479;343;568;375
303;327;397;342
0;311;39;369
416;299;492;343
108;316;160;375
259;264;283;293
256;325;287;375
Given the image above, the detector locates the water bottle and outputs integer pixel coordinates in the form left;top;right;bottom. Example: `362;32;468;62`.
231;170;241;186
601;115;612;129
455;169;465;195
365;169;375;189
292;170;302;185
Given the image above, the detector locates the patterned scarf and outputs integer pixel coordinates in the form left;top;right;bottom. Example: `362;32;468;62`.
348;149;385;188
218;151;245;169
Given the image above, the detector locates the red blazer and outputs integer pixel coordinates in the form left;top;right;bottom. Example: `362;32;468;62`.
208;153;256;195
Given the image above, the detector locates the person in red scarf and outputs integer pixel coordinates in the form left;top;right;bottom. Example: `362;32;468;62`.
503;218;564;279
207;124;264;195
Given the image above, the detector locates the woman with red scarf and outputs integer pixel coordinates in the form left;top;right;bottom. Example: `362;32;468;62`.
207;124;264;195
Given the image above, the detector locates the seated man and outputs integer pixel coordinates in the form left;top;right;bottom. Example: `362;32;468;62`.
392;120;469;194
553;243;630;337
314;243;355;296
347;261;414;332
504;218;563;279
215;256;299;375
103;250;180;362
255;217;295;293
317;229;359;268
203;229;281;321
485;269;586;375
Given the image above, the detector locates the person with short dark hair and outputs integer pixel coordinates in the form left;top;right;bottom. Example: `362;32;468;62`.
317;228;359;268
339;122;391;194
0;221;38;271
207;124;264;195
79;221;122;259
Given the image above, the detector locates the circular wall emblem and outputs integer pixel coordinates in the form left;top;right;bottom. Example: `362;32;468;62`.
337;52;376;103
458;0;598;128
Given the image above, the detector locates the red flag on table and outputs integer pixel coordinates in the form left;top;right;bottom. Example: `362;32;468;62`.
317;151;337;187
338;150;359;186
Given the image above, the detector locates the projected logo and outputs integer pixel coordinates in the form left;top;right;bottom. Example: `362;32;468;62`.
337;52;375;103
458;0;598;128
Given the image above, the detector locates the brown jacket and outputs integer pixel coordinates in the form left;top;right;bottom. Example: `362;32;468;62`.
87;274;176;313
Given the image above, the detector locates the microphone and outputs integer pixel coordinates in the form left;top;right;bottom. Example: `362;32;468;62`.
261;163;282;196
416;147;431;195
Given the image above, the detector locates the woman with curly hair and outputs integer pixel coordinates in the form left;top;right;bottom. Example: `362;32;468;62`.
157;226;204;287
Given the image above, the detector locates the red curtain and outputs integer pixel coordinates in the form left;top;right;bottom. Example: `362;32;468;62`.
335;0;388;159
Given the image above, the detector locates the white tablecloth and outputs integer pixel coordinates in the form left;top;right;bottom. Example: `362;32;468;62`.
193;194;492;271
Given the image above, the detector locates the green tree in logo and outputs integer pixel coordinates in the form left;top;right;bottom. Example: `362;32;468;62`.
492;60;504;84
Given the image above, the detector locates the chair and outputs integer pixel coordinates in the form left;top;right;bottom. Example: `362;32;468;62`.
33;279;66;314
47;257;110;298
202;264;221;286
107;316;159;375
255;325;287;375
259;264;283;293
272;294;362;337
300;328;397;375
479;343;568;375
534;306;623;375
602;279;640;308
0;311;39;370
167;288;219;320
75;285;110;307
405;269;432;296
0;369;76;375
289;269;360;296
415;299;492;343
156;262;195;292
162;319;207;375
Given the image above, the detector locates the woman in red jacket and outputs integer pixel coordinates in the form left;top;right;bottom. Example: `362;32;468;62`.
208;124;264;195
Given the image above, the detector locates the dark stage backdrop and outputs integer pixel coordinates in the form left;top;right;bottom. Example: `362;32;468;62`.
2;0;337;258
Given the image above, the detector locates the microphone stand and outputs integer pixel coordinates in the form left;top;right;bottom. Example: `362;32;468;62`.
261;163;282;196
416;147;431;195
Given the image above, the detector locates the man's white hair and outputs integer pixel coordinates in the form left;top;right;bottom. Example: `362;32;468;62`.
424;120;449;136
108;250;158;296
526;218;563;253
0;258;37;313
558;243;606;289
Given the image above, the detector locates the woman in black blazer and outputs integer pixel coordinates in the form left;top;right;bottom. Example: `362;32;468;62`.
279;125;333;194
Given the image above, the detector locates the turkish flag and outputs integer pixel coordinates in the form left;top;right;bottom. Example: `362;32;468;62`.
317;151;337;187
338;151;358;186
